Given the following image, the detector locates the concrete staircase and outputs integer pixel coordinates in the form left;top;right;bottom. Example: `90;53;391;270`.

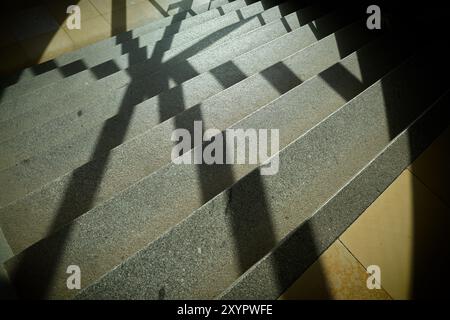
0;0;449;299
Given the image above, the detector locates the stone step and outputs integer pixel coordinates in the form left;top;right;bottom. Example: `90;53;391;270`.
2;32;424;299
219;90;450;301
78;50;450;300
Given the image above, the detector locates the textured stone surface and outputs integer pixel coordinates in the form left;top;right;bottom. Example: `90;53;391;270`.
0;23;380;255
2;0;448;301
76;54;450;300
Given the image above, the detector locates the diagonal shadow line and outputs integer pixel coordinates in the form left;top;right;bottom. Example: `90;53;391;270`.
10;0;345;300
87;11;261;106
228;60;313;293
267;10;388;297
0;0;225;91
58;0;450;300
225;7;382;298
125;12;268;77
95;0;316;298
9;0;278;299
59;9;260;174
39;6;261;233
158;0;301;297
260;61;304;93
41;5;297;161
217;4;385;299
199;11;396;294
170;57;306;293
5;0;266;299
9;0;131;299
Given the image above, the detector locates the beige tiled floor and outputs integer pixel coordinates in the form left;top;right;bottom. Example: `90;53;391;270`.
63;15;111;49
279;241;392;300
20;28;75;64
284;127;450;300
102;0;164;33
45;0;103;24
89;0;147;14
341;170;450;299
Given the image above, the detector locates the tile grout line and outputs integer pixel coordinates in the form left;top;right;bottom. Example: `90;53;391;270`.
88;0;104;17
337;238;394;300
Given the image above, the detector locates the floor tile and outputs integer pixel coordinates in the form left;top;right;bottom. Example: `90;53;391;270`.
64;15;111;49
102;1;162;33
90;0;145;14
20;28;75;64
279;241;391;300
408;126;450;207
11;5;60;41
340;170;450;299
